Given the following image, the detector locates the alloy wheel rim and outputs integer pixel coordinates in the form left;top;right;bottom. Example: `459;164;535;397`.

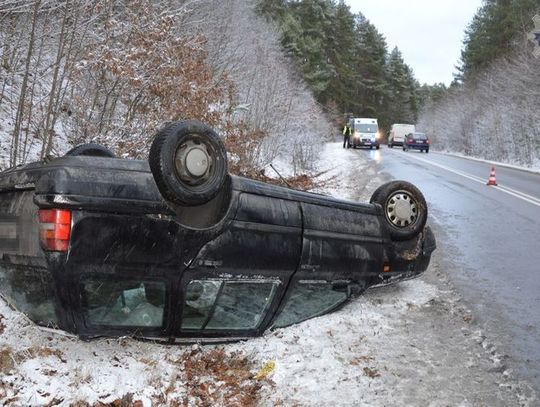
385;191;418;228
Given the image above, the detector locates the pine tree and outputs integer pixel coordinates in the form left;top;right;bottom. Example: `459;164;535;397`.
456;0;540;81
352;13;388;120
385;47;418;124
255;0;423;130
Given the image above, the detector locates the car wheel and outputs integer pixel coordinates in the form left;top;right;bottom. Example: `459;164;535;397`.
149;120;228;206
65;143;115;158
376;145;380;150
426;149;429;153
389;143;393;148
370;180;428;241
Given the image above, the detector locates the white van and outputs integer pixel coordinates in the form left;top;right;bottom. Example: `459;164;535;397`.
348;118;380;149
389;124;415;147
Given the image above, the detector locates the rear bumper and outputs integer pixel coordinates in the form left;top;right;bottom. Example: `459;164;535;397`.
405;143;429;150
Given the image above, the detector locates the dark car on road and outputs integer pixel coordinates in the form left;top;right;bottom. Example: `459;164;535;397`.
403;132;430;153
0;120;435;342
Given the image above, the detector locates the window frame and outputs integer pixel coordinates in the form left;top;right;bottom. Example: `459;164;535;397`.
77;274;171;337
178;277;282;337
270;279;352;329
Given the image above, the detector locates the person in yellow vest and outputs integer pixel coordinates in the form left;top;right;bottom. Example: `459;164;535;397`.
342;123;351;149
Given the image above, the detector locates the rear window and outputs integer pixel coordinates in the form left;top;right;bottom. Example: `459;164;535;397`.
414;133;427;139
0;191;58;326
0;263;58;325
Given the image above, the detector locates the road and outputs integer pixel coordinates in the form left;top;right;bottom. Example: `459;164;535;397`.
355;146;540;392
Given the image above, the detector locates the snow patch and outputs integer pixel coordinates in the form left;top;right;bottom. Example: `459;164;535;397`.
0;141;537;406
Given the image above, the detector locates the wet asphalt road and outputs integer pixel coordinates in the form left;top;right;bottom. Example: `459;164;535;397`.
356;146;540;392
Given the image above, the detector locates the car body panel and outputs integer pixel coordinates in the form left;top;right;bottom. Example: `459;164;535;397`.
0;155;435;341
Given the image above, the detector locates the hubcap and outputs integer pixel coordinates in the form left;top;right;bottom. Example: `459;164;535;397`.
385;191;418;228
185;148;209;177
175;139;213;185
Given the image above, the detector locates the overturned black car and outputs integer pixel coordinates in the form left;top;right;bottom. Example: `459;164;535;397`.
0;120;435;342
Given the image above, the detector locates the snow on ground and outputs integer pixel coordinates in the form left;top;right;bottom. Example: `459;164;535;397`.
0;142;538;406
436;150;540;174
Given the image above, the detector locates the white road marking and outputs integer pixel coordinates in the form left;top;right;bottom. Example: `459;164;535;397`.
398;152;540;208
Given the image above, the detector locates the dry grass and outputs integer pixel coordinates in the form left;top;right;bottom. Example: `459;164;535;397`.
15;346;66;364
0;347;15;373
70;394;144;407
238;167;338;193
350;355;374;366
0;345;67;376
167;347;272;407
363;366;381;378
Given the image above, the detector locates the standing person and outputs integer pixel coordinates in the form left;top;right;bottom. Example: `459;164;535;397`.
342;123;351;148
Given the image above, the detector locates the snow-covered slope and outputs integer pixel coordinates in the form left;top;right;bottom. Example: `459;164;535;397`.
0;143;537;406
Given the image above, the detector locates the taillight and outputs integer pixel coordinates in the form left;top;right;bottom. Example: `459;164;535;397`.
427;139;430;144
38;209;72;252
407;138;413;143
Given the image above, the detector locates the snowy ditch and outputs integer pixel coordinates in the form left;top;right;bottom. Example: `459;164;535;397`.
0;142;537;406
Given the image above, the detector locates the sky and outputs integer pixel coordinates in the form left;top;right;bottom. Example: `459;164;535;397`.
346;0;483;85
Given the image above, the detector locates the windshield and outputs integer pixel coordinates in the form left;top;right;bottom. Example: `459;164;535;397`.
356;124;378;133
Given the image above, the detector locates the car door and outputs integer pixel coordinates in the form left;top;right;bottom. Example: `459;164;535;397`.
298;201;384;279
268;200;385;328
175;192;302;339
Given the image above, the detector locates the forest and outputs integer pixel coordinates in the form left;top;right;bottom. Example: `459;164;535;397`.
1;0;539;175
418;0;540;166
257;0;420;132
259;0;540;167
0;0;332;181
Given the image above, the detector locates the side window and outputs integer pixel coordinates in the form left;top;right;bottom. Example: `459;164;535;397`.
273;281;349;328
181;280;278;331
81;279;166;328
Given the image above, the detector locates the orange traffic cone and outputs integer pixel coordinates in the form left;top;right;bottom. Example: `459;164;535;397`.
487;166;498;186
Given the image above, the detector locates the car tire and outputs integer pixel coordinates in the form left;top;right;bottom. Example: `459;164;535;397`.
389;143;393;148
370;180;428;241
65;143;115;158
376;145;380;150
149;120;228;207
426;149;429;153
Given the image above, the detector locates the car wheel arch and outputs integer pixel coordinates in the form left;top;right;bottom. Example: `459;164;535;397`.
370;180;428;241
